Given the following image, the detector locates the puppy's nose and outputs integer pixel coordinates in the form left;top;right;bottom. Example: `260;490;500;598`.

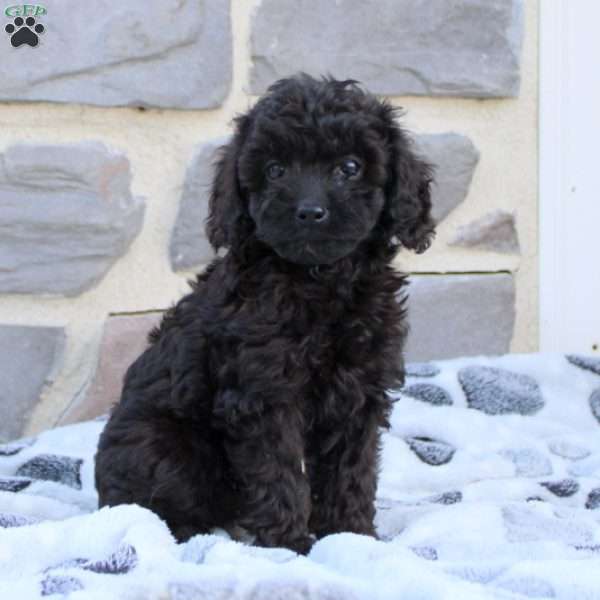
295;205;329;224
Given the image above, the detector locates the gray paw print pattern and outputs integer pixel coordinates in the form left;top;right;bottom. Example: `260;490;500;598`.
567;354;600;376
41;575;83;597
458;365;544;415
395;355;600;518
402;383;453;406
16;454;83;489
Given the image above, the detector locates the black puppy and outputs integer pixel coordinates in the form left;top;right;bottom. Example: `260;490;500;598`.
95;74;435;554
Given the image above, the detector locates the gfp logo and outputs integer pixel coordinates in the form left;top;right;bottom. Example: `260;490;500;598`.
4;4;46;47
5;4;46;17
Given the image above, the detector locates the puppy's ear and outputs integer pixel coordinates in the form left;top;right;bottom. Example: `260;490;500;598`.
206;116;250;251
382;112;436;254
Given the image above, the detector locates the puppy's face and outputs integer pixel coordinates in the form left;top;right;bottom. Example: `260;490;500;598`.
207;75;435;264
238;85;391;266
241;137;387;266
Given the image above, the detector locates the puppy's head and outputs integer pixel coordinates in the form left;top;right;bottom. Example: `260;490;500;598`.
207;74;435;265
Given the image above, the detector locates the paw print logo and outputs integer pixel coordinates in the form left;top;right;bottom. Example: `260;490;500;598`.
5;16;44;47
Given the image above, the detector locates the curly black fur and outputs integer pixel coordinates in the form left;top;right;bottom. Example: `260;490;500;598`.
95;74;435;554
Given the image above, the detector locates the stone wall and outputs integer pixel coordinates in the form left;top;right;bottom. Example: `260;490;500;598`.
0;0;538;441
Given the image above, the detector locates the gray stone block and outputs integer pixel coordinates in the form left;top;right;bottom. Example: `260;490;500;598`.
0;1;232;109
0;142;145;296
404;274;515;361
0;325;65;442
251;0;523;98
58;313;162;426
415;134;480;223
449;210;520;254
170;139;227;271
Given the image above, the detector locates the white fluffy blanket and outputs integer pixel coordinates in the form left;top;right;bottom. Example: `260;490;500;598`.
1;353;600;599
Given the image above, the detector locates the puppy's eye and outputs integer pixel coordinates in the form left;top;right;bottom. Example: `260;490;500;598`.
265;162;285;180
334;159;361;179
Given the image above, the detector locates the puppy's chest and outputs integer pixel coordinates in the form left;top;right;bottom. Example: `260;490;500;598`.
222;283;403;420
285;312;394;425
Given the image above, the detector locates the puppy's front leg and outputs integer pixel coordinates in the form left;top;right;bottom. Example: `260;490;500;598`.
309;406;383;539
213;389;313;554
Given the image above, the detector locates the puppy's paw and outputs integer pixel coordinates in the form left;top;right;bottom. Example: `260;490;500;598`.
172;525;207;543
252;531;315;555
287;533;316;556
